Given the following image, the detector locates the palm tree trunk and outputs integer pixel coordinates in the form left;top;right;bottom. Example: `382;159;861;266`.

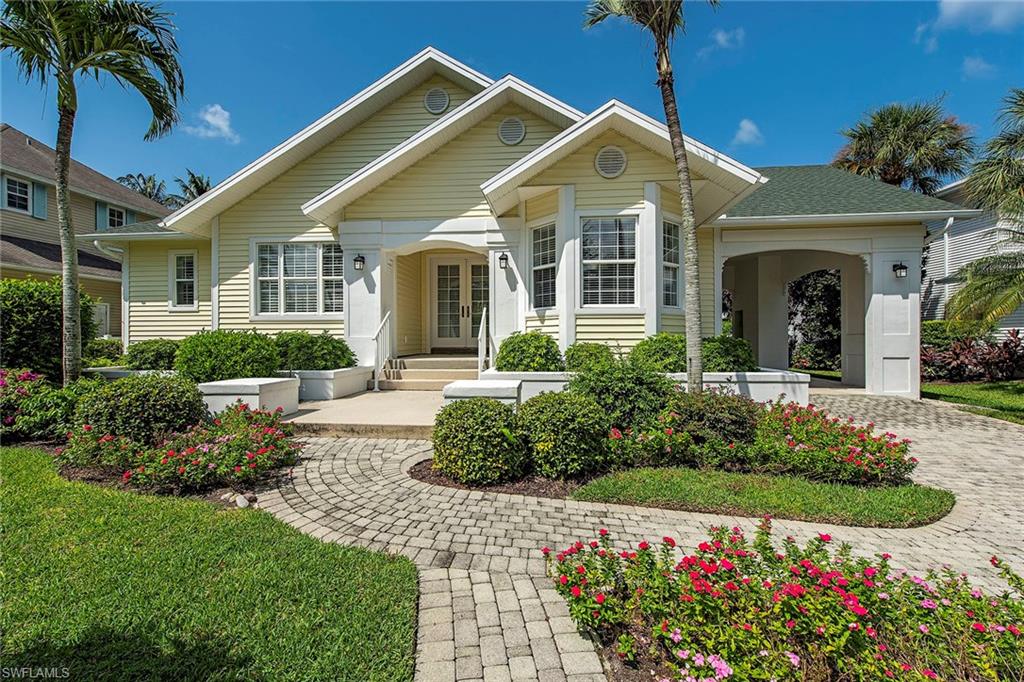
655;41;703;392
55;104;81;385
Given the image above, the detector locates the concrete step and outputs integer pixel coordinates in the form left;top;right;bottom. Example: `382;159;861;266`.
395;356;478;370
370;378;452;391
385;368;478;381
292;422;432;440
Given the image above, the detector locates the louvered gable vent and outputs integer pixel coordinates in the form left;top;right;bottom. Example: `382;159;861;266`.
594;145;627;179
423;87;450;114
498;116;526;145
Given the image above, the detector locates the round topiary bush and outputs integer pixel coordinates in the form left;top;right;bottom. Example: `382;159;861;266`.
74;373;207;444
174;330;279;383
275;331;356;371
564;342;614;372
629;333;687;372
432;398;526;485
124;339;180;370
702;335;758;372
494;331;564;372
517;391;609;480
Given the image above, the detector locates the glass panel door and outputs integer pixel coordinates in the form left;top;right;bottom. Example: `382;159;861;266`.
436;263;462;340
470;263;489;338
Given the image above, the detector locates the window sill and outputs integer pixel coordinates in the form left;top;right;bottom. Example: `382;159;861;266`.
249;313;344;322
574;306;645;316
1;206;31;216
167;305;199;313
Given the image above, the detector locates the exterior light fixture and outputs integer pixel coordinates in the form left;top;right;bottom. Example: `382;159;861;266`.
892;262;908;279
498;252;509;269
353;254;366;271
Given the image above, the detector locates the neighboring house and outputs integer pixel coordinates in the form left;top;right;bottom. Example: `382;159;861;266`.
922;179;1024;336
84;48;975;398
0;124;169;337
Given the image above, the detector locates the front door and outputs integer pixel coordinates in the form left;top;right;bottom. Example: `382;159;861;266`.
431;256;488;349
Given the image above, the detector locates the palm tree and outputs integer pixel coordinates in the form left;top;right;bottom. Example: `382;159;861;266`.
167;168;212;208
1;0;184;384
584;0;714;391
946;89;1024;324
833;100;975;195
118;172;169;205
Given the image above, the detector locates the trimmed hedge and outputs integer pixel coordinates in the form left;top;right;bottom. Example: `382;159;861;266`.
174;330;279;383
567;357;675;431
564;342;614;372
275;331;356;371
629;333;687;372
630;333;758;373
495;332;564;372
74;374;207;445
921;319;994;350
517;391;610;480
84;338;124;365
125;339;180;371
432;398;526;485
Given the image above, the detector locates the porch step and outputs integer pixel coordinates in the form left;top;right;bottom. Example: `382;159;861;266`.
372;379;453;391
394;355;478;370
385;368;478;381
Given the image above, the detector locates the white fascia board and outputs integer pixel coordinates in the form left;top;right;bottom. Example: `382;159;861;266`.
80;231;205;241
161;47;493;233
302;76;583;224
713;208;983;227
936;178;967;198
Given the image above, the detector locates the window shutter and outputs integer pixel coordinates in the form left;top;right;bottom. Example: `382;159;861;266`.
126;209;136;225
31;183;48;220
96;201;108;229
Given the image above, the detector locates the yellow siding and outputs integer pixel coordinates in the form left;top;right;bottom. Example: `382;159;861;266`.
525;313;558;344
1;267;121;337
698;228;716;336
396;253;424;355
661;186;681;217
346;104;562;220
525;190;558;221
217;75;471;334
574;314;646;350
661;312;685;334
127;240;211;342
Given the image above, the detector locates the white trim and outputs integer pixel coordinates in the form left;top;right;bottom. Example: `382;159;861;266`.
714;209;981;227
642;182;660;335
2;174;31;215
556;185;576;348
80;231;200;241
211;217;220;330
527;217;558;313
167;249;199;312
122;243;130;343
247;236;345;321
660;213;684;311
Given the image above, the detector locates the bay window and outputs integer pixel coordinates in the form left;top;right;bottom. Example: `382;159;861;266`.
581;216;636;306
531;222;556;309
662;220;681;307
255;241;343;316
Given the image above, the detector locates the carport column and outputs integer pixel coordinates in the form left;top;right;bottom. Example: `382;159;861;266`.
864;250;921;398
840;259;866;386
756;254;789;370
556;185;576;350
343;245;384;368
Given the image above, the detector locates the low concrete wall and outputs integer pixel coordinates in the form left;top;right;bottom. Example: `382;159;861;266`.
443;379;521;405
479;369;570;401
199;377;300;416
280;367;373;401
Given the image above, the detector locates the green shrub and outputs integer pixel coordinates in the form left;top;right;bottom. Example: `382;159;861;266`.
73;374;207;445
84;338;124;366
702;335;758;372
0;277;96;380
921;319;994;350
659;389;764;468
10;376;104;441
1;369;47;438
494;331;564;372
275;331;356;371
791;342;839;371
517;392;610;479
432;398;526;485
568;357;675;431
125;339;180;370
564;342;614;372
629;333;687;372
174;330;279;383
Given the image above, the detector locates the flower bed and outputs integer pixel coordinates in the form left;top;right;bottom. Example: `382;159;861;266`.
546;520;1023;681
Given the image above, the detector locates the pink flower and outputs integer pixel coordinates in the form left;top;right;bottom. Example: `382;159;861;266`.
818;533;831;543
922;670;937;679
972;622;987;633
919;624;929;634
920;599;937;610
786;651;800;668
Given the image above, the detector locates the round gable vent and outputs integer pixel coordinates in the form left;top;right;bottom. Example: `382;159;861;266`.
498;116;526;145
595;145;627;179
423;87;450;115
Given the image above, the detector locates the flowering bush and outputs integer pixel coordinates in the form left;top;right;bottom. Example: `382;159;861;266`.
546;521;1024;681
74;373;208;445
0;369;103;441
0;369;46;437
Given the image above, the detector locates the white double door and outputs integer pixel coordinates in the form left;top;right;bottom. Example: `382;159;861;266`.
430;256;489;349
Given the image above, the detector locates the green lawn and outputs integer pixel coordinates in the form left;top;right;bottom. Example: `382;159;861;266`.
0;448;419;681
921;380;1024;426
790;367;842;382
573;467;955;527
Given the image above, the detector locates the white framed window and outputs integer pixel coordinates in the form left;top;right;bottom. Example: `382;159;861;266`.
531;222;556;309
4;176;30;213
108;206;126;229
662;220;681;307
168;250;198;311
580;216;636;306
253;241;343;317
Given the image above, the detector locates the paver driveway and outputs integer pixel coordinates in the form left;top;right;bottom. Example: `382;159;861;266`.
259;394;1024;681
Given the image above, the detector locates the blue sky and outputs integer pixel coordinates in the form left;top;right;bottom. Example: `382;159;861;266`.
2;1;1021;187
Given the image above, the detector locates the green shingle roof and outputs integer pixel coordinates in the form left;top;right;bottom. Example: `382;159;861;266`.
725;165;966;218
91;219;175;235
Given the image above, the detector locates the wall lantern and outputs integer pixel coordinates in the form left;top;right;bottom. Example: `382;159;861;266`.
892;262;908;279
353;254;366;271
498;252;509;270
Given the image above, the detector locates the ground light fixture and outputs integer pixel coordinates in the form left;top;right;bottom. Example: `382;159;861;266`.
892;262;908;279
498;252;509;269
353;254;366;271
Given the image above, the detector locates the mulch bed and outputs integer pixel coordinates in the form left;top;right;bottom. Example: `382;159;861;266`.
408;459;581;499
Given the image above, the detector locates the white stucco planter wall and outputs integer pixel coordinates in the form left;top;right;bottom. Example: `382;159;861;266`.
668;368;810;405
279;367;373;401
198;377;299;416
443;379;521;405
479;369;570;401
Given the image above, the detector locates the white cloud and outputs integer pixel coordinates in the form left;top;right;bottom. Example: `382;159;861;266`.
731;119;764;146
961;55;997;78
183;104;240;144
697;27;745;59
915;1;1024;51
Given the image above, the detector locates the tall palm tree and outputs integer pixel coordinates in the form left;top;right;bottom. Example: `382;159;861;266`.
167;168;212;208
946;89;1024;324
1;0;184;384
584;0;714;391
118;172;169;205
833;100;975;195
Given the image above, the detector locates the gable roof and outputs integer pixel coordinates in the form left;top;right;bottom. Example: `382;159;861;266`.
718;165;980;225
2;234;121;280
0;124;169;216
480;100;765;219
302;76;584;224
161;47;492;235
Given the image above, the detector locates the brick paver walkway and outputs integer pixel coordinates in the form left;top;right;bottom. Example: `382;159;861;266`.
259;395;1024;681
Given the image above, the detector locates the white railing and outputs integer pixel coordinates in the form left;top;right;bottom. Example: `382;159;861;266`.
477;307;489;377
372;310;393;392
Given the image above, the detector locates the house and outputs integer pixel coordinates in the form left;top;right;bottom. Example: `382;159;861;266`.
0;124;169;336
83;48;976;399
922;179;1024;336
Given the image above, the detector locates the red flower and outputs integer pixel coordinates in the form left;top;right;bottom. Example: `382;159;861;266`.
599;528;609;536
663;536;676;548
818;533;832;543
972;622;987;633
83;424;92;432
638;541;650;551
177;466;186;474
234;465;242;473
922;670;937;679
570;586;582;598
786;620;795;629
541;547;551;556
595;593;605;605
559;574;568;585
577;565;586;575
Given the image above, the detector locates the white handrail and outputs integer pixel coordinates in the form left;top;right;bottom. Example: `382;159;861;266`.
373;309;393;392
477;306;488;377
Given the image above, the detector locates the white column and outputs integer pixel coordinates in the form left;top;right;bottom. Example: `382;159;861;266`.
864;250;921;398
210;216;219;330
490;247;520;349
756;254;788;370
840;257;866;386
556;185;576;350
344;248;383;367
642;182;661;336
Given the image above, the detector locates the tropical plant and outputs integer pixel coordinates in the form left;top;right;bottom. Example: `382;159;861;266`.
584;0;709;391
117;172;169;205
966;88;1024;223
1;0;185;384
167;168;212;208
833;99;975;195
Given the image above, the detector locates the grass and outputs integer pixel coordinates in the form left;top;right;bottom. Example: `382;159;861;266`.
0;447;419;681
572;467;955;528
790;367;842;382
921;379;1024;426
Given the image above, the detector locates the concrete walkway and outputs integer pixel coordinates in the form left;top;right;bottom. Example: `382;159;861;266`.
260;394;1024;682
286;390;443;438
